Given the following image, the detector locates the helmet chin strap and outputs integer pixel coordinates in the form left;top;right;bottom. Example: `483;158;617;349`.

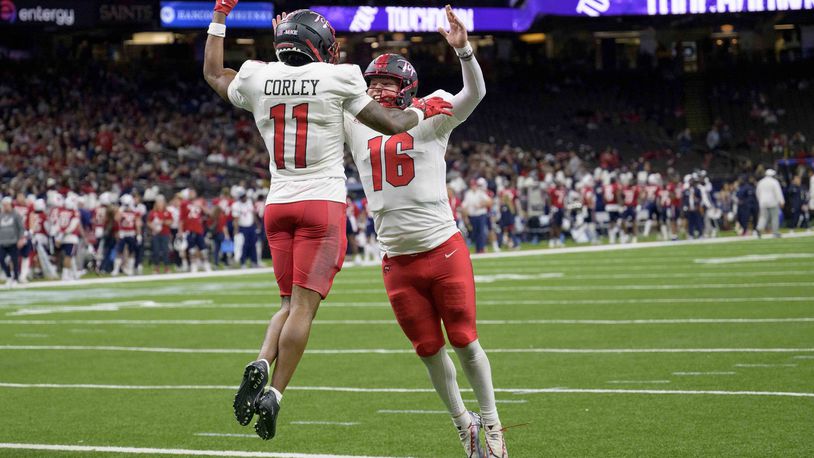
373;88;402;109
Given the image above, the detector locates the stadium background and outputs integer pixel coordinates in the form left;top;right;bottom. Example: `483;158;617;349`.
2;0;813;199
1;1;814;457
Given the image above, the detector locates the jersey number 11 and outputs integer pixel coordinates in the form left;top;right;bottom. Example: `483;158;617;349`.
270;103;309;170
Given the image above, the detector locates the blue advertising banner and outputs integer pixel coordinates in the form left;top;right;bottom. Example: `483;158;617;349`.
159;1;273;28
0;0;96;27
313;1;814;33
312;6;530;33
541;0;814;17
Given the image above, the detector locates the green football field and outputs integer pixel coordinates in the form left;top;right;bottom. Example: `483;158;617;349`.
1;235;813;457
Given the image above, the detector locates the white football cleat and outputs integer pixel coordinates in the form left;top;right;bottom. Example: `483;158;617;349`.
484;423;508;458
457;411;485;458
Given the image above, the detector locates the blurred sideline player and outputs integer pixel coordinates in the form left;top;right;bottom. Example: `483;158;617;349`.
179;188;211;273
620;174;640;243
54;194;83;281
343;6;507;457
231;187;259;268
203;0;452;440
602;175;622;243
112;194;142;276
12;193;33;283
30;199;57;279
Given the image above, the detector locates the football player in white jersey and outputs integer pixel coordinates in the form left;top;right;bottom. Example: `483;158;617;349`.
203;1;453;441
343;6;506;457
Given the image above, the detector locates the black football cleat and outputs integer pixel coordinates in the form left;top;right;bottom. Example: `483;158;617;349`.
254;390;281;440
233;360;268;426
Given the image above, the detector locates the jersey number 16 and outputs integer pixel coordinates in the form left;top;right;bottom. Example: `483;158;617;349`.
367;133;416;192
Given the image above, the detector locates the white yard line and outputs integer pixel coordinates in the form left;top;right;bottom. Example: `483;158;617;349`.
536;270;814;280
8;296;812;316
289;421;360;426
8;268;275;290
734;364;797;368
462;399;528;404
0;383;812;399
509;388;814;398
473;262;814;271
694;253;814;264
10;232;812;290
477;297;814;305
377;410;448;414
472;231;814;260
4;317;814;326
672;372;736;376
455;282;814;292
6;300;214;316
194;433;257;438
1;345;813;355
0;443;408;458
606;380;671;384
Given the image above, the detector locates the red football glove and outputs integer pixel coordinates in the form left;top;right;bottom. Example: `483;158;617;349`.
410;97;453;119
214;0;238;16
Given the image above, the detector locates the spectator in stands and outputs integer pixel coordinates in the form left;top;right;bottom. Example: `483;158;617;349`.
0;196;26;288
706;125;720;151
755;169;784;238
677;128;693;156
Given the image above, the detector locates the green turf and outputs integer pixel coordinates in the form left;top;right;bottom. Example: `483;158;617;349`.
1;236;813;457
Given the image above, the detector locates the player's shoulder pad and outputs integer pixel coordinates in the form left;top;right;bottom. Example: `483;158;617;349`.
424;89;454;103
237;60;268;79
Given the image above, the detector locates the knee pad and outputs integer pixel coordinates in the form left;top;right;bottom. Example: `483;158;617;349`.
414;338;445;358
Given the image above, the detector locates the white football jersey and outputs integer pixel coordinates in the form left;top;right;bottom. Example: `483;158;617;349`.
231;200;256;228
344;90;462;257
228;61;373;204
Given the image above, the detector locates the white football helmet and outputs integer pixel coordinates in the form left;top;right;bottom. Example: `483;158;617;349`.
51;193;65;208
231;186;246;199
64;195;78;210
637;171;648;184
99;192;111;206
34;199;46;212
119;194;134;208
173;235;188;252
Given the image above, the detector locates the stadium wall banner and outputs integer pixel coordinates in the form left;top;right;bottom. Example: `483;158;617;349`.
160;1;273;28
550;0;814;17
311;6;532;33
0;0;95;27
98;0;155;26
313;0;814;32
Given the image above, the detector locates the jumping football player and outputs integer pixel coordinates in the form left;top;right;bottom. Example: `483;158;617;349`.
203;0;453;441
343;6;507;457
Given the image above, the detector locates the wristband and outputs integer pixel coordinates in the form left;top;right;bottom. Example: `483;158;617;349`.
208;22;226;38
406;107;425;123
455;43;474;61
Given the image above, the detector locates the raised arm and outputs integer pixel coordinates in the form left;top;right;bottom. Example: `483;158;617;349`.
203;3;238;101
356;97;452;135
438;4;486;122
